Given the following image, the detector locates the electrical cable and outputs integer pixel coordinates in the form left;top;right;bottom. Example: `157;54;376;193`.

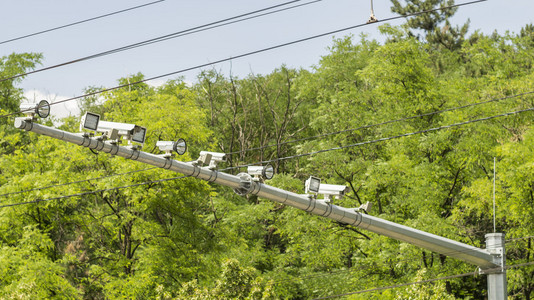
228;104;534;170
0;174;190;209
0;0;166;45
225;90;534;156
312;261;534;299
78;0;324;60
4;89;532;200
506;235;534;242
0;0;487;111
2;103;532;209
0;161;247;208
0;0;312;83
268;234;534;285
313;271;476;299
0;167;157;199
6;89;532;199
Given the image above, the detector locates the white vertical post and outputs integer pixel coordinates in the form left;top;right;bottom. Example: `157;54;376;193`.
485;233;507;300
493;157;496;233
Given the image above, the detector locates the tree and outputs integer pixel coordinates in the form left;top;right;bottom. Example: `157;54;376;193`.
390;0;468;50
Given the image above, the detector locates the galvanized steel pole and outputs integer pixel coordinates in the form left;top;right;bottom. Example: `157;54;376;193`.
485;233;507;299
15;119;506;297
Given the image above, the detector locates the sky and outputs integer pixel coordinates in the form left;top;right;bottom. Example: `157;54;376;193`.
1;0;533;118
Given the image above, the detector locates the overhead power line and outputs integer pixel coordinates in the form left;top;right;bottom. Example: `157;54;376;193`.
0;167;157;200
314;271;476;299
225;90;534;156
506;235;534;242
0;0;166;45
76;0;324;62
274;234;533;285
231;104;534;169
0;0;487;113
0;0;315;83
2;103;531;209
4;89;531;199
0;174;190;209
313;261;534;299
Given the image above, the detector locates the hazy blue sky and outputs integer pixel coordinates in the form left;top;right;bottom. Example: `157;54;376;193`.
1;0;533;117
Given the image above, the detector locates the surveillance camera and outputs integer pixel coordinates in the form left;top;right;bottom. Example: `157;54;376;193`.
96;120;147;145
20;100;50;119
199;151;226;162
304;176;348;202
97;120;136;135
318;183;349;201
247;164;274;181
197;151;226;169
156;138;187;157
356;201;372;213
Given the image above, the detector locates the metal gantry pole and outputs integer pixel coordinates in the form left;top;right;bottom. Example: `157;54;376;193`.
15;119;507;297
485;233;507;299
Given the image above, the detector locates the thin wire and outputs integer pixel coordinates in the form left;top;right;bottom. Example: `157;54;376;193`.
3;104;530;209
225;90;534;155
313;261;534;299
0;167;157;199
7;90;532;199
228;105;534;170
313;272;476;299
0;0;487;108
269;234;533;285
506;235;534;242
0;163;235;209
269;220;532;287
0;174;190;209
0;0;306;83
91;0;324;58
0;0;166;45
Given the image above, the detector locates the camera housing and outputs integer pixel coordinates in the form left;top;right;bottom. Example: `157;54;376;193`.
318;183;349;201
156;138;187;157
305;176;348;202
196;151;226;169
247;164;274;181
95;120;147;145
20;100;50;119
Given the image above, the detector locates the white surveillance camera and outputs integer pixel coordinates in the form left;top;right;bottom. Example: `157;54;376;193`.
247;164;274;181
318;183;349;202
197;151;226;169
156;138;187;157
156;141;175;152
97;120;136;135
96;120;147;145
304;176;348;202
20;100;50;119
357;201;372;213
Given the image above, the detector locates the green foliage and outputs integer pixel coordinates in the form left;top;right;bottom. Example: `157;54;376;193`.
390;0;469;50
176;259;275;299
0;226;80;299
2;16;534;299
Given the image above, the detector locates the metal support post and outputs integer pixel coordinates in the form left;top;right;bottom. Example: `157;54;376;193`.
485;233;507;300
